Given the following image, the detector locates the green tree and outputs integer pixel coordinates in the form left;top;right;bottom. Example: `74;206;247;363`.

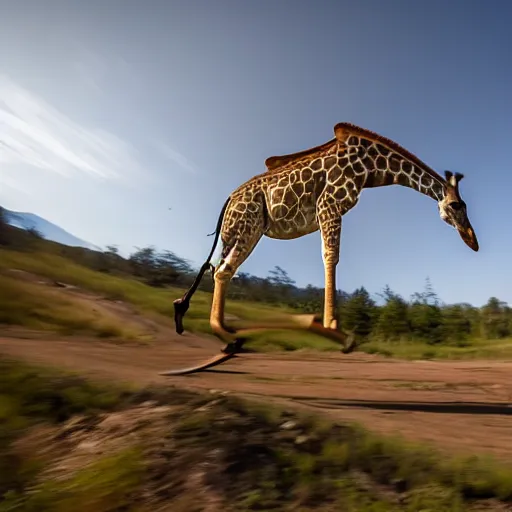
481;297;510;339
268;266;296;302
339;286;377;337
410;276;439;306
440;304;473;345
409;302;443;344
128;246;193;287
375;285;410;340
295;284;324;314
268;266;296;288
409;278;443;344
129;246;157;277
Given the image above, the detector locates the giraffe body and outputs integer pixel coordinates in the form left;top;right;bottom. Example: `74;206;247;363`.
174;123;478;352
219;122;448;250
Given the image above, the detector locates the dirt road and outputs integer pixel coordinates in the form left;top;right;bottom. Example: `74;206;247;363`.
1;330;511;460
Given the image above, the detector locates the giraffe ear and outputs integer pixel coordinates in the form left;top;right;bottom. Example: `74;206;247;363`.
444;170;464;187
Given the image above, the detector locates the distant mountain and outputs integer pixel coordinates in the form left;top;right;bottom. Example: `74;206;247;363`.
3;208;101;251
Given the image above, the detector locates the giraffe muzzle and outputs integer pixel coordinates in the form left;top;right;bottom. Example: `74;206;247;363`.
458;224;479;252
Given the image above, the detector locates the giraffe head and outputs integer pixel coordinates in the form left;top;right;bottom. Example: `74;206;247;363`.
438;171;479;251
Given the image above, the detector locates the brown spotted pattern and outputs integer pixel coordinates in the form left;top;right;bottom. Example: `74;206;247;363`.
216;130;445;279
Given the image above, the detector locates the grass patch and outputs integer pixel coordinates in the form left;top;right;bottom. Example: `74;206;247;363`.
5;447;144;512
360;338;512;360
0;250;334;351
173;395;512;510
1;249;511;360
0;273;143;340
0;357;135;510
247;330;341;352
0;358;511;511
0;250;290;323
0;358;127;426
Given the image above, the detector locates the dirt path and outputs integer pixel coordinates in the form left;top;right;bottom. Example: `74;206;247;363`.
1;331;512;460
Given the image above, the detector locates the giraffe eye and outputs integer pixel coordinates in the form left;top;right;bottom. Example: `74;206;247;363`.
449;201;463;211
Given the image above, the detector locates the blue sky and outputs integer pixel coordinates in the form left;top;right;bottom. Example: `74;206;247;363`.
0;0;510;307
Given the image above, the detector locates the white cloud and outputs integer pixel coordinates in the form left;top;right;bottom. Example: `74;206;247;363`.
0;171;33;196
73;59;104;94
71;47;132;96
0;75;143;183
154;140;198;174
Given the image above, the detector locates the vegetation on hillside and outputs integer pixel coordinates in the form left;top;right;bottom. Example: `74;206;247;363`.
1;357;511;511
1;206;511;358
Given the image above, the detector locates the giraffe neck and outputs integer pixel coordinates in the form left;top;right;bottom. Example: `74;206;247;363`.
341;135;445;202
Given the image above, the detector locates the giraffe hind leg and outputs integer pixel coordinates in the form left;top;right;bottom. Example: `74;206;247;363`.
209;236;261;344
163;211;356;376
209;231;356;353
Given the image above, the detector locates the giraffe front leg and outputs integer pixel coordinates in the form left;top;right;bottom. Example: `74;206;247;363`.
319;216;356;353
320;216;341;330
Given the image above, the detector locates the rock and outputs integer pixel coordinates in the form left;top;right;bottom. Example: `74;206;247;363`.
57;416;92;438
196;399;220;412
139;400;158;408
76;440;100;453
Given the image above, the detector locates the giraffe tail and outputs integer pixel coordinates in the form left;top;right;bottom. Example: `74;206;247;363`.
173;196;231;335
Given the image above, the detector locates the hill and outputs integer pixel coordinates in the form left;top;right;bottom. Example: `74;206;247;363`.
3;207;100;251
0;211;511;359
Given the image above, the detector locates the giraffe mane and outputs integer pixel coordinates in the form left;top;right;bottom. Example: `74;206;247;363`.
264;122;446;186
264;138;338;172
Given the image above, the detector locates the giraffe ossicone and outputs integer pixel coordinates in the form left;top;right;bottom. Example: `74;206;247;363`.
166;122;478;375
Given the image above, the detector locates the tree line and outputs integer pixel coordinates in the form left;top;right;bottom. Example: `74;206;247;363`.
1;206;510;345
230;269;511;346
75;244;512;345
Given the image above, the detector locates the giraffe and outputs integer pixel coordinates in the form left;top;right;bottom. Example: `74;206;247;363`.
166;122;478;375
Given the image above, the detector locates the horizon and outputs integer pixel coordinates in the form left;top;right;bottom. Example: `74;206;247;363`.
2;205;507;310
1;0;511;308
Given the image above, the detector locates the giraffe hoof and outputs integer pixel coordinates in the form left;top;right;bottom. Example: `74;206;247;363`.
341;332;357;354
173;298;190;335
221;337;246;354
